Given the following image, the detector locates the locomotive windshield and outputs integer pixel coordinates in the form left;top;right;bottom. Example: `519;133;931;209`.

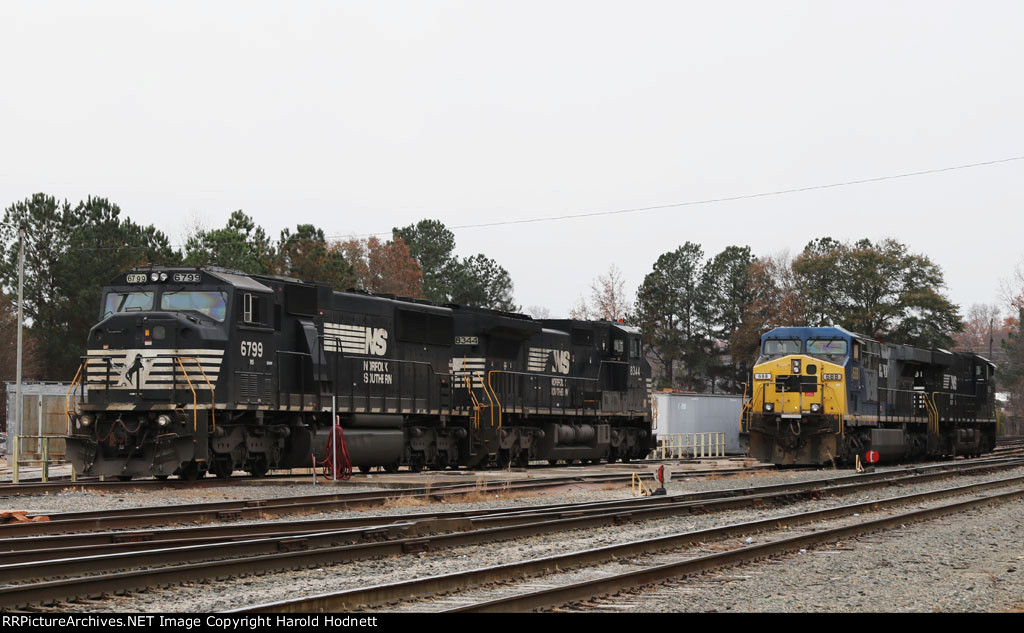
160;290;229;322
806;338;848;361
762;339;801;359
102;291;154;318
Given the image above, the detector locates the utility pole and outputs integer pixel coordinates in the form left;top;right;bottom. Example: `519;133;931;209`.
989;317;994;361
15;227;24;450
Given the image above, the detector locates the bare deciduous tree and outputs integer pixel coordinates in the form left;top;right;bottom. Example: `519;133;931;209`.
570;264;632;321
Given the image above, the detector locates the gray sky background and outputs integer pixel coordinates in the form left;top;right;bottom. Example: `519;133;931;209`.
2;1;1022;318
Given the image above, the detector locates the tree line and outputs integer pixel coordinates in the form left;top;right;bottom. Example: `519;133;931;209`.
2;192;1020;417
610;237;968;393
0;194;517;381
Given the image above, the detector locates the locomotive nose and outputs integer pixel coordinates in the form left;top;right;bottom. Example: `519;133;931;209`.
91;313;194;350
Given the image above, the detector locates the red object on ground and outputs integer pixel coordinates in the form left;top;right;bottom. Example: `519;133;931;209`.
317;424;353;480
865;450;880;464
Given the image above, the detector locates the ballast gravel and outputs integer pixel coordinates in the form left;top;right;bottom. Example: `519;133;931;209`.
24;464;1024;613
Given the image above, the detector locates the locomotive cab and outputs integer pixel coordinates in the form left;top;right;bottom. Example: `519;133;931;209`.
67;268;246;479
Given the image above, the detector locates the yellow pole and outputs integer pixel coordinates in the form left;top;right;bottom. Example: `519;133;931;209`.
12;435;18;484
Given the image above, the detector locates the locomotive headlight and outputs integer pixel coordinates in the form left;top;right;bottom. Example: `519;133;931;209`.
79;413;94;427
156;414;172;427
764;403;774;412
150;272;159;282
159;272;168;282
810;403;822;413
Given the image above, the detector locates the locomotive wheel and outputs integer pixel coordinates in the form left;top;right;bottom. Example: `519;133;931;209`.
211;460;233;479
409;456;425;473
117;475;133;482
155;474;170;480
179;461;202;481
358;465;373;474
516;452;530;468
383;462;399;474
248;458;269;478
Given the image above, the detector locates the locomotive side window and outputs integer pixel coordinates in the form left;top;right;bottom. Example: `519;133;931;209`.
629;338;640;358
240;293;267;325
161;291;228;322
102;291;154;318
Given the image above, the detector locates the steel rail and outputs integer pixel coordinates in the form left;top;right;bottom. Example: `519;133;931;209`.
0;472;662;537
0;462;788;498
445;486;1024;613
3;471;1024;610
236;477;1024;613
4;450;1019;544
4;458;1018;569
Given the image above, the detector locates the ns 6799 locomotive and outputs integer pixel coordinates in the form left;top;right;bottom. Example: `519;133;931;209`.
741;326;997;465
65;267;654;479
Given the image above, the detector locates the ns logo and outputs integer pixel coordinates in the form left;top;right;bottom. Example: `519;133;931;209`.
550;350;570;375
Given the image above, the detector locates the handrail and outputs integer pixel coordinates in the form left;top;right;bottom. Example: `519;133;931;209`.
463;374;482;429
820;382;844;437
175;357;200;432
175;355;217;433
925;391;939;435
475;371;496;428
486;370;506;429
65;360;88;434
739;381;748;432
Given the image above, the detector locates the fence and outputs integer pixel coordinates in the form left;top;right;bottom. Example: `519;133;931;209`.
4;382;75;476
9;435;69;483
652;432;726;459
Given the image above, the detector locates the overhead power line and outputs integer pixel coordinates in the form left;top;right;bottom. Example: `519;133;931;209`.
27;153;1024;252
338;154;1024;238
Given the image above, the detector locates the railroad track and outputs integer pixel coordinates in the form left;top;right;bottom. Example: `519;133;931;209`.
0;461;780;498
0;465;811;537
237;475;1024;613
2;457;1019;565
2;458;1021;611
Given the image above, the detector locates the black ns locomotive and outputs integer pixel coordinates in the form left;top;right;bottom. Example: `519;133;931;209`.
65;267;654;479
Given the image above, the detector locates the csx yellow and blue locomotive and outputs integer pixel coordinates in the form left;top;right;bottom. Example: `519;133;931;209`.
742;326;997;465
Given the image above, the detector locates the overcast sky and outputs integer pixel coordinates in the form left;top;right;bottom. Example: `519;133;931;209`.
2;1;1022;318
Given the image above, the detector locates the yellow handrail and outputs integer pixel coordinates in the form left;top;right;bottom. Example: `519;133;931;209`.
486;370;504;430
739;381;749;432
821;382;844;437
463;374;482;429
178;356;217;433
176;357;200;432
475;371;496;428
930;392;942;435
65;359;88;434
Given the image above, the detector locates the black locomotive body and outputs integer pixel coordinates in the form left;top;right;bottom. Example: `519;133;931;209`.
65;267;654;479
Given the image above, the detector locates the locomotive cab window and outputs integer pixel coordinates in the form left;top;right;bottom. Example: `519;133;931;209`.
102;291;154;318
629;338;640;358
806;339;847;361
762;339;801;359
161;291;229;322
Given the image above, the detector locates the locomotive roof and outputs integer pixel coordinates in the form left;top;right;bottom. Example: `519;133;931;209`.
763;326;871;342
